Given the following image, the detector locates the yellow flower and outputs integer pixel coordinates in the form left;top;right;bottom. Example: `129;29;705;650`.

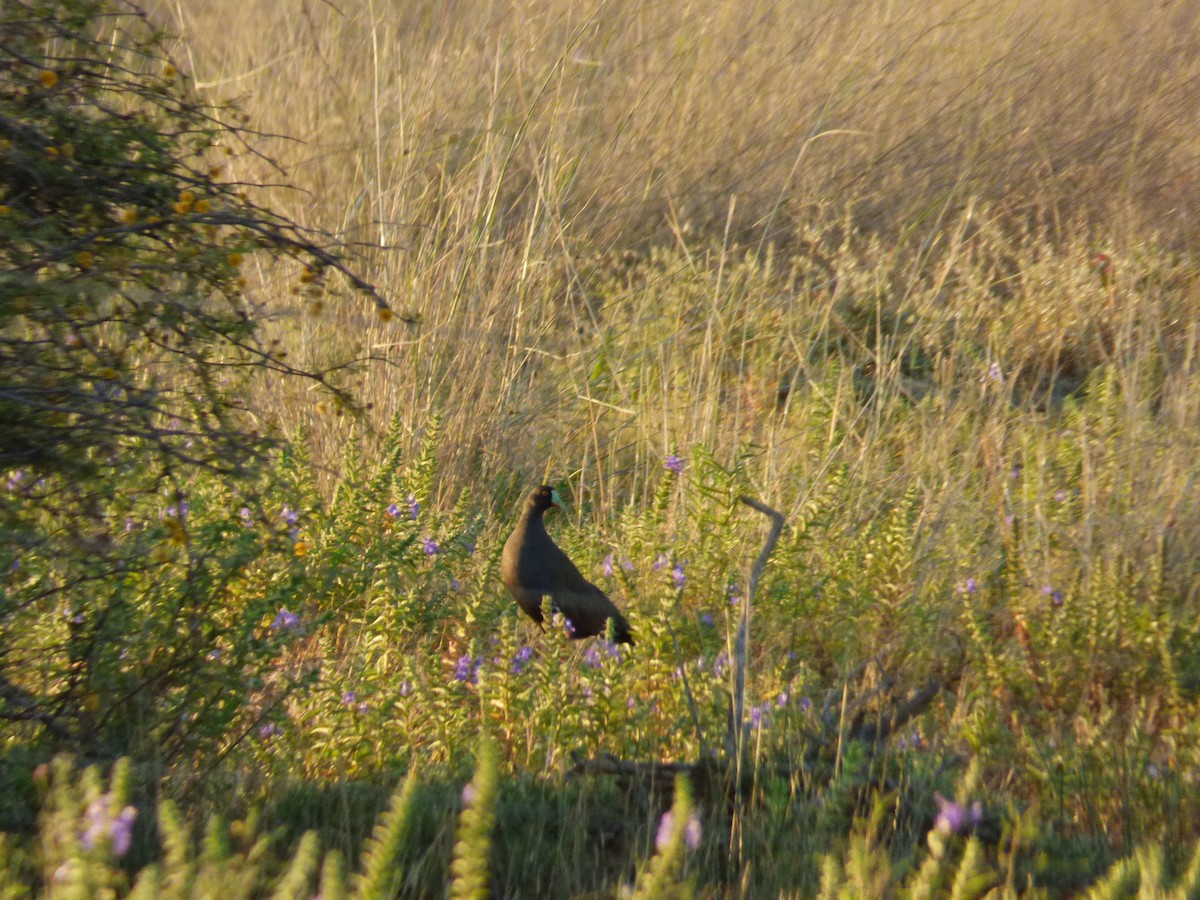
315;401;328;414
299;266;316;284
75;251;95;268
194;198;210;213
39;70;58;89
45;146;59;158
227;252;243;268
163;63;178;78
294;541;309;558
119;207;138;224
378;307;394;322
174;190;196;214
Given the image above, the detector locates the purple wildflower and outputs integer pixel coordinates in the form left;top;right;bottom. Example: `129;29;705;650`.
453;654;477;682
81;800;106;851
5;471;23;491
82;798;137;856
110;806;136;856
451;578;461;591
239;507;253;526
685;816;702;850
798;697;812;712
281;505;299;525
665;454;686;474
462;782;477;805
626;697;636;709
407;494;420;520
728;584;741;606
653;553;669;571
583;645;603;669
341;691;357;705
621;557;635;573
700;613;714;627
386;502;402;517
259;723;282;739
357;701;368;714
1043;585;1064;606
934;793;983;835
656;811;702;852
712;650;729;679
983;362;1004;385
271;607;299;631
603;554;615;577
655;812;673;850
776;691;789;707
672;563;686;589
959;578;978;595
400;680;412;696
422;537;440;556
1054;489;1068;502
510;645;534;675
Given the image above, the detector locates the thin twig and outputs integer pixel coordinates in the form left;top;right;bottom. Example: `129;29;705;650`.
729;496;787;765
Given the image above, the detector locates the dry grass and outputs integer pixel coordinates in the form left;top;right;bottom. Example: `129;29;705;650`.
156;0;1200;513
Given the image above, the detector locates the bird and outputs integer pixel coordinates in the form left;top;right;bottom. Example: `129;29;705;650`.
501;485;634;644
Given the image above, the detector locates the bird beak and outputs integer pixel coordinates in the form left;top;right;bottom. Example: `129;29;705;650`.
549;488;564;509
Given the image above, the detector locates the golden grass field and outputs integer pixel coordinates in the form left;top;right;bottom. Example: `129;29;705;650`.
155;0;1200;519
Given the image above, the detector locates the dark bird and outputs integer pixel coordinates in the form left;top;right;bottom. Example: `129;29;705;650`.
501;486;634;644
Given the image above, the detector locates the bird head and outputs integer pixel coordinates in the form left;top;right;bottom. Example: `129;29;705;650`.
529;485;563;513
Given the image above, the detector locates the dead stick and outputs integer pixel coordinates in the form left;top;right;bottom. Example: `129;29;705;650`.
729;496;787;761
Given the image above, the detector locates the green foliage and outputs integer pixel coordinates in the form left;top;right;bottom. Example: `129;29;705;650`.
0;0;397;771
353;771;416;900
449;735;498;900
630;774;698;900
